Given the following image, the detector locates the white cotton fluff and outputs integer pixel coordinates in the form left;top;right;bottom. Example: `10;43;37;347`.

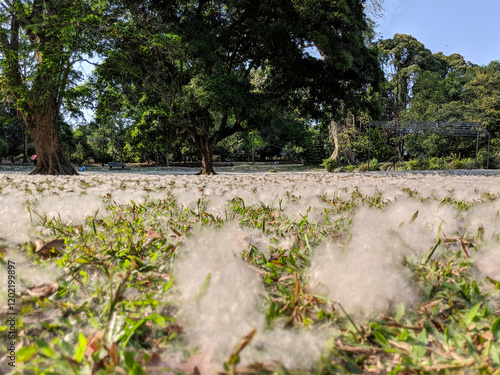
464;201;500;280
0;251;61;304
32;192;106;224
471;244;500;280
465;201;500;242
174;224;326;369
174;224;265;365
385;199;461;257
308;199;458;315
0;194;33;244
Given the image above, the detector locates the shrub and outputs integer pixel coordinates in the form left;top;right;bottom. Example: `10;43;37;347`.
358;158;380;172
380;163;393;171
369;158;380;171
428;157;448;170
395;161;408;170
488;152;500;169
338;164;357;172
463;158;476;169
477;148;500;169
323;158;338;172
448;158;466;169
407;158;430;170
302;133;328;165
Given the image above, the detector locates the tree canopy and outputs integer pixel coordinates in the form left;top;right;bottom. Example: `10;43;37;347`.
91;0;381;174
0;0;114;174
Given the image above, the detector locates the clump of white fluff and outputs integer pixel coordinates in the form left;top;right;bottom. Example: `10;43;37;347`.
0;194;33;244
174;224;326;369
309;198;461;315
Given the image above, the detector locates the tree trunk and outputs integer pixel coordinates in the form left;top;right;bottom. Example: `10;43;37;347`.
330;118;356;164
330;118;340;160
23;131;29;164
28;104;77;175
197;142;216;175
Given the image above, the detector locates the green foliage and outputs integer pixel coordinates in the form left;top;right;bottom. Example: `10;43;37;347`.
358;158;380;171
428;157;449;170
450;157;476;170
477;146;500;169
379;34;446;119
323;158;338;172
92;0;381;173
395;160;408;170
448;158;467;170
406;158;430;170
377;34;500;167
0;102;27;160
341;124;394;163
0;138;8;158
302;132;328;165
0;0;116;174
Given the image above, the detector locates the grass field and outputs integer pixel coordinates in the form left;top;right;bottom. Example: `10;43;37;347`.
1;170;500;374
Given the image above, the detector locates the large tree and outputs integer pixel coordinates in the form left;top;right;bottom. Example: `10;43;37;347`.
378;34;446;121
0;0;110;174
96;0;382;174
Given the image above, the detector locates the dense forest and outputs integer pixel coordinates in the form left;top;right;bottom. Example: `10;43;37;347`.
0;1;499;174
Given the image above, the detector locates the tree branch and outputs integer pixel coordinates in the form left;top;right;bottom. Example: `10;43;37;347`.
57;57;73;111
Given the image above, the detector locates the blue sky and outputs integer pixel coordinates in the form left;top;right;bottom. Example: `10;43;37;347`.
374;0;500;66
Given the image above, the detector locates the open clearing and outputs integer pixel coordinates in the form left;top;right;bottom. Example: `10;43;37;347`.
1;170;500;374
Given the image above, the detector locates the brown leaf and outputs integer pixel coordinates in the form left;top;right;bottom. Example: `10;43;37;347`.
431;319;445;333
417;298;443;313
175;351;215;375
26;281;58;298
170;226;182;237
164;243;176;253
146;230;163;239
33;238;45;252
482;331;494;341
229;328;257;360
103;342;119;365
36;239;65;257
459;237;470;259
85;329;105;359
378;316;422;331
337;341;380;355
145;352;163;367
90;340;120;374
90;358;107;375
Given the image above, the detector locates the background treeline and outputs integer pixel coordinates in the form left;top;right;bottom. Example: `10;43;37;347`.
0;1;498;172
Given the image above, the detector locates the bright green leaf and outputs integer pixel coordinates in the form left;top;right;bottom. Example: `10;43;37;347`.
16;345;38;362
74;333;87;363
464;303;481;326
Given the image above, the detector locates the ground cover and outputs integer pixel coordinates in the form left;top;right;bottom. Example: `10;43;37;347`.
0;170;500;374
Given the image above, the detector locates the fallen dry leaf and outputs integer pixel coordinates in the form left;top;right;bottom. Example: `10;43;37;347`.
35;239;65;257
85;329;105;359
33;238;45;252
26;281;58;298
146;230;163;239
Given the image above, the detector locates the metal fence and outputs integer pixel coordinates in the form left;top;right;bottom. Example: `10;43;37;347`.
368;121;491;169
